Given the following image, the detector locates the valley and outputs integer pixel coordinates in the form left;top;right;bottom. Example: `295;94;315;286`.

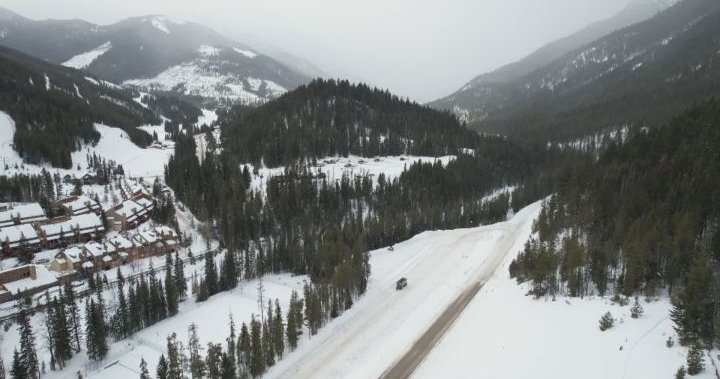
1;1;720;378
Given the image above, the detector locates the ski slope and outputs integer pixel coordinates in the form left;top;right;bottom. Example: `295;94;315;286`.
0;110;171;178
265;202;542;379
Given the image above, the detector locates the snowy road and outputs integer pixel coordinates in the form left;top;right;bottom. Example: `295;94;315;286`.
265;202;541;379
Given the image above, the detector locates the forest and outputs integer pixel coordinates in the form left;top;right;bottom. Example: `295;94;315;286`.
509;99;720;347
218;79;483;167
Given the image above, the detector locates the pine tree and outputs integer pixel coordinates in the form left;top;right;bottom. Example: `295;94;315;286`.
85;300;96;361
187;324;204;379
262;320;274;368
687;344;704;375
165;333;185;379
0;355;5;379
219;354;235;379
676;366;686;379
204;251;218;296
226;315;236;368
630;298;644;319
174;251;187;299
204;344;222;379
63;281;82;352
237;323;250;376
249;316;264;377
599;312;614;331
18;309;39;379
286;303;298;351
165;253;178;316
11;350;25;379
156;355;168;379
273;300;285;359
51;296;73;368
140;358;151;379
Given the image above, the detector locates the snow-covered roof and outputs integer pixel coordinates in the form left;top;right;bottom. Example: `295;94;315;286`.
109;234;134;250
114;199;149;221
84;241;106;257
0;223;40;247
62;246;84;264
155;225;177;237
1;265;58;295
40;213;105;239
81;261;94;269
58;195;101;215
102;255;113;262
137;228;158;244
0;203;47;227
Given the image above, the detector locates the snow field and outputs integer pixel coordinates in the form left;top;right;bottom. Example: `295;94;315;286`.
413;213;713;378
0;111;172;179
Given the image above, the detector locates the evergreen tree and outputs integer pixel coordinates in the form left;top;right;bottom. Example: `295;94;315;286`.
237;323;250;377
187;324;205;379
204;344;222;379
165;333;185;379
10;350;25;379
0;355;5;379
63;281;82;352
18;309;39;379
273;300;285;359
286;303;298;351
599;312;614;331
140;358;151;379
630;298;644;319
156;355;168;379
249;316;264;377
204;251;218;296
165;253;178;316
174;251;187;299
219;354;235;379
676;366;686;379
687;344;704;375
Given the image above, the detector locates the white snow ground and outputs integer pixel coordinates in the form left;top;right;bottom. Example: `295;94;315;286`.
0;111;171;178
413;245;710;378
62;42;112;69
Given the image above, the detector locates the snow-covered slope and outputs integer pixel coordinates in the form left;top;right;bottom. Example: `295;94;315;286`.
0;110;171;178
62;42;112;69
0;8;310;106
124;46;289;105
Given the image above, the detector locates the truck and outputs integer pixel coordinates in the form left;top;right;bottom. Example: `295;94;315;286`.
396;277;407;290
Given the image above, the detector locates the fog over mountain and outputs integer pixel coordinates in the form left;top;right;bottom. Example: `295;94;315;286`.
0;0;628;101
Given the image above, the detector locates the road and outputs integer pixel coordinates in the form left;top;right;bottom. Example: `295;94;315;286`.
265;203;540;379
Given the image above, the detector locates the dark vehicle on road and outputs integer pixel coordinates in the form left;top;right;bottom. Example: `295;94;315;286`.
396;277;407;290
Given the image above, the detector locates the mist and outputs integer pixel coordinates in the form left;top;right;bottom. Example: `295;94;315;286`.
0;0;629;102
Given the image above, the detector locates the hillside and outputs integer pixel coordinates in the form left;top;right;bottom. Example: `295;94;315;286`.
0;8;310;106
219;79;482;167
429;0;673;124
431;0;720;142
0;44;202;168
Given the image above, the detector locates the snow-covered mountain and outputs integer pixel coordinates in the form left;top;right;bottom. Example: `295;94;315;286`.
0;9;310;106
430;0;720;141
429;0;678;125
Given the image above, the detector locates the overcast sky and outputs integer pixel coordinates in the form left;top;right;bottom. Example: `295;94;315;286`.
1;0;629;102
